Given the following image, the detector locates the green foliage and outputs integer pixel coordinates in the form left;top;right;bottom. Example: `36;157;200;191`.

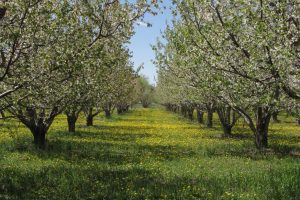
154;0;300;148
0;108;300;199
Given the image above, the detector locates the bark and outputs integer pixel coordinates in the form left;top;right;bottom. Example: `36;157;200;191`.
205;103;214;128
0;7;6;20
255;122;269;149
181;105;187;117
217;106;241;137
223;125;232;136
237;106;272;149
8;106;60;149
104;109;111;118
86;114;93;126
85;107;99;126
207;111;213;128
86;108;93;126
207;109;213;128
142;101;150;108
196;109;204;124
254;107;272;149
272;111;280;123
31;127;47;149
66;112;79;133
0;111;5;118
217;107;233;136
187;107;194;121
117;107;123;114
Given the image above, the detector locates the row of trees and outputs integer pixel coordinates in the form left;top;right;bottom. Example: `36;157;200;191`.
154;0;300;149
136;75;155;108
0;0;159;149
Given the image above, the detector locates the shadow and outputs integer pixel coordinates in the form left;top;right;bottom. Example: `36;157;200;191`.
12;137;196;165
201;141;300;160
51;130;155;142
2;160;299;200
77;125;154;131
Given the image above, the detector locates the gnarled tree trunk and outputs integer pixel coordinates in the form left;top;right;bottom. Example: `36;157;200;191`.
12;107;60;149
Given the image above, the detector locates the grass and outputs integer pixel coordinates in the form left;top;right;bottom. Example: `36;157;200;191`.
0;107;300;199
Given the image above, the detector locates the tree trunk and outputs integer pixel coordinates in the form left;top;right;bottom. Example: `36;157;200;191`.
255;107;271;149
31;127;47;149
216;107;235;137
86;114;93;126
196;109;204;124
0;8;7;20
117;107;122;114
86;107;94;126
0;111;5;118
187;108;194;121
272;112;280;123
207;109;213;128
224;125;232;136
297;119;300;125
105;109;111;118
255;122;269;149
181;105;186;117
67;113;78;133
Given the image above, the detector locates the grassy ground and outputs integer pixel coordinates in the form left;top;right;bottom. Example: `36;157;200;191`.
0;107;300;199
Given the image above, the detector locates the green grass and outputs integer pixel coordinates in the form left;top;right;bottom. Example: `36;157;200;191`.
0;107;300;199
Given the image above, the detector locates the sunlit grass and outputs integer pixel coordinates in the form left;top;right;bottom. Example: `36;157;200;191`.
0;107;300;199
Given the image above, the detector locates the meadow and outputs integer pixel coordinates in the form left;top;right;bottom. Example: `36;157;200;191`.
0;107;300;200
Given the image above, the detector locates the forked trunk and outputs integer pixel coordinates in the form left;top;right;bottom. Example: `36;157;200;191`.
216;107;237;137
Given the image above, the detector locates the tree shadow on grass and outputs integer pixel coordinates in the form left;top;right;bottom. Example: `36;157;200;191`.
2;160;299;200
77;124;155;131
201;141;300;160
0;165;211;200
198;130;300;160
11;136;196;165
51;130;156;142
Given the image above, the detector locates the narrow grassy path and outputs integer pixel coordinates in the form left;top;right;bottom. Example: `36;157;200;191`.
0;108;300;199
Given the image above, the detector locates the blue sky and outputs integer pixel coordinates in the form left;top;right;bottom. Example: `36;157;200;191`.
128;2;173;85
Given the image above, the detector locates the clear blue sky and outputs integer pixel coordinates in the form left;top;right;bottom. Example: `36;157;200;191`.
128;2;173;85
